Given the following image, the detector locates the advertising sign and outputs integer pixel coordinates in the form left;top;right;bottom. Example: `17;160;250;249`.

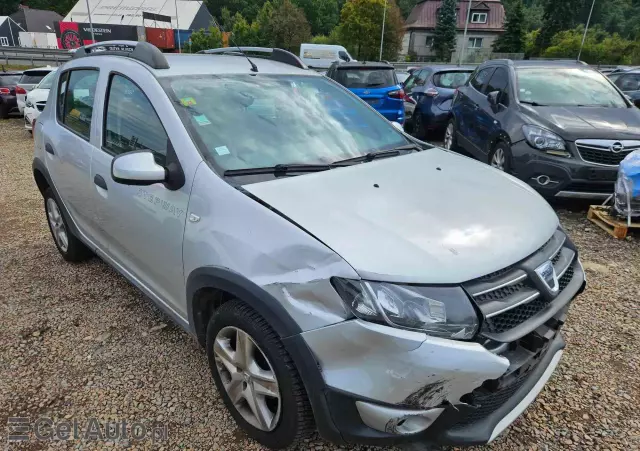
54;21;140;49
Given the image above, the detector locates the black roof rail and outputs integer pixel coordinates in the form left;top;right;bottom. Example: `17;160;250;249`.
72;41;170;69
198;47;307;70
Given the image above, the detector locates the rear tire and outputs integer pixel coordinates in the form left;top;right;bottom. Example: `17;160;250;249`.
43;188;92;262
206;300;315;449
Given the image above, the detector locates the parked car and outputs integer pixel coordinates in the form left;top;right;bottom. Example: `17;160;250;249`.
448;59;640;199
299;44;355;70
403;66;473;138
395;70;410;85
327;61;405;123
24;69;57;131
16;66;56;115
35;41;585;450
608;69;640;108
0;71;23;119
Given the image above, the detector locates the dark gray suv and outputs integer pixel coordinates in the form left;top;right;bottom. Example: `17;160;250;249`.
447;59;640;199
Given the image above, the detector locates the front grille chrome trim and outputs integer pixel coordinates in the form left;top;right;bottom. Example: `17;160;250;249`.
470;273;527;297
485;292;540;318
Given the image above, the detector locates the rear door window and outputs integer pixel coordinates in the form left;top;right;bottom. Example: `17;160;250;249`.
336;68;396;88
59;69;99;140
20;71;51;85
433;71;472;89
470;67;495;93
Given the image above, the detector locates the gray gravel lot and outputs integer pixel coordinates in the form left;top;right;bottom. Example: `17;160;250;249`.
1;117;639;450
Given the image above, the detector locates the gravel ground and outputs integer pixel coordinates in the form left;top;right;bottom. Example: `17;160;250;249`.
1;117;639;451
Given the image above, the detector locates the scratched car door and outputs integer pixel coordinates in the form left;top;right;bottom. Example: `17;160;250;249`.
89;71;190;317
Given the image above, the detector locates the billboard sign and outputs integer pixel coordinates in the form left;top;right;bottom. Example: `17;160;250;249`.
54;21;140;49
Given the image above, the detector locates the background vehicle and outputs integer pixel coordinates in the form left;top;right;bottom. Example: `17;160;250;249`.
327;61;405;123
395;70;410;85
403;66;473;138
0;71;23;119
299;44;354;70
608;69;640;108
34;42;584;451
16;66;56;115
449;59;640;199
24;69;57;131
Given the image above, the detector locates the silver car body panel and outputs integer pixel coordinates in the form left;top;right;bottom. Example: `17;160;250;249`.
246;150;559;284
301;319;509;407
183;163;359;332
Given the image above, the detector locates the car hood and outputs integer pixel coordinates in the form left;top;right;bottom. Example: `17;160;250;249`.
245;149;558;284
521;105;640;140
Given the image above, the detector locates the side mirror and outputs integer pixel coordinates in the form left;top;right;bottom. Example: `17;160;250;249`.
487;90;500;106
111;151;166;186
391;121;404;132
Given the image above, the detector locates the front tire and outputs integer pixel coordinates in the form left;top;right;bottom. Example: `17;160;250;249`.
206;300;314;449
413;111;426;140
43;188;92;262
444;119;457;151
489;141;513;173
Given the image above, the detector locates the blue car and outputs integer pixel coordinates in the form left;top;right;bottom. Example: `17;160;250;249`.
403;66;473;139
326;61;405;123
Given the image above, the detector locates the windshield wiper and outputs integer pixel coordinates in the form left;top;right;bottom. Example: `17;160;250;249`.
224;163;348;177
334;143;422;164
519;100;547;106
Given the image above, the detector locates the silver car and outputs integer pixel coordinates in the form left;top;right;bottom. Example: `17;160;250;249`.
33;41;585;449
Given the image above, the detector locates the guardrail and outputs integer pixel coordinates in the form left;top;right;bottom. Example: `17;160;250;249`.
0;46;72;68
0;46;70;56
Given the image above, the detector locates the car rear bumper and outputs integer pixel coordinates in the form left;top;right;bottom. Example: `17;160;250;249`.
510;140;618;199
0;95;19;114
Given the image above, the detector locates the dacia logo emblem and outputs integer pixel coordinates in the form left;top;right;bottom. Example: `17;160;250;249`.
535;260;559;294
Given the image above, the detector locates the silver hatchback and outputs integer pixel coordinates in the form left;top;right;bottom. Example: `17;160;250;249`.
33;41;585;449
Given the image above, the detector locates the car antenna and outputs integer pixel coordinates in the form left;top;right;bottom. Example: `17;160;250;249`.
212;17;258;73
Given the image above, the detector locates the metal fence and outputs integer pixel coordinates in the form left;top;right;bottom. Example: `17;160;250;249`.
0;46;72;68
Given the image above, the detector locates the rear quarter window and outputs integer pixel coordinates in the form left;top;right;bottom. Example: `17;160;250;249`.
336;68;396;89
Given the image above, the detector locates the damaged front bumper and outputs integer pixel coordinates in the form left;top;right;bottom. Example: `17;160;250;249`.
295;318;567;447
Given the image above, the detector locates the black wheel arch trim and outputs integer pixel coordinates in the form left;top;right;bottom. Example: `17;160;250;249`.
186;266;303;344
32;157;82;239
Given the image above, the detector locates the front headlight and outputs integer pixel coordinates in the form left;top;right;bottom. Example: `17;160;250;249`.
332;278;479;340
522;125;566;151
25;100;34;108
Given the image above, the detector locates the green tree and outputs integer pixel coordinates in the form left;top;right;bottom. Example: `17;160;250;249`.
293;0;340;35
338;0;403;60
186;26;223;53
493;0;525;53
231;12;257;45
0;0;20;15
262;0;311;52
534;0;580;54
253;1;275;46
432;0;457;62
220;7;235;30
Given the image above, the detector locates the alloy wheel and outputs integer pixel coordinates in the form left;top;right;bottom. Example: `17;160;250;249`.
46;198;69;252
491;147;506;171
214;326;281;432
444;123;454;149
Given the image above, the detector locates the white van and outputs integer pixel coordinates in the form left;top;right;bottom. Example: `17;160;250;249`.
300;43;355;70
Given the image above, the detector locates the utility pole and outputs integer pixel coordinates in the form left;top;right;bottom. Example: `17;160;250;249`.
175;0;181;53
379;0;387;61
578;0;596;61
85;0;96;42
458;0;473;65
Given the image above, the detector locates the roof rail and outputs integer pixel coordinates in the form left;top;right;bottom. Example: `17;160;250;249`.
72;41;170;69
198;47;307;70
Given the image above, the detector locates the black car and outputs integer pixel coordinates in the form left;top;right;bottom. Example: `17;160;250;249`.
0;71;23;119
402;65;473;138
608;69;640;108
448;59;640;199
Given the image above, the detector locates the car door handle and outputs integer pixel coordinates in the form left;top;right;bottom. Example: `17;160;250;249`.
94;174;108;191
45;143;55;155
